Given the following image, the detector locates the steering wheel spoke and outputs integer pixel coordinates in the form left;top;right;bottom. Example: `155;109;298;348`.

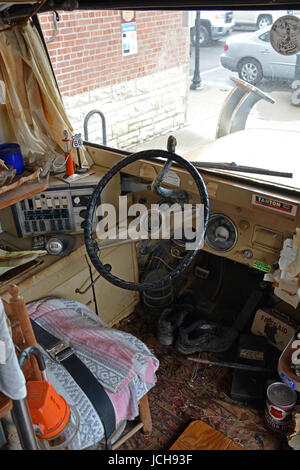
151;158;189;202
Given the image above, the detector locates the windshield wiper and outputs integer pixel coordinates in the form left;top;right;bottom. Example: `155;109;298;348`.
193;161;293;179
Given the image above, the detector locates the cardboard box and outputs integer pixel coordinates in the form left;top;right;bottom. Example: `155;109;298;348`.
251;309;296;351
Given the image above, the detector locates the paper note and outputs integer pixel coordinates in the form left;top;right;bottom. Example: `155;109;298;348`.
274;286;299;309
289;228;300;277
279;238;297;279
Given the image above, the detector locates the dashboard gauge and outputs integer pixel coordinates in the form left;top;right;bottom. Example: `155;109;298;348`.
205;214;237;252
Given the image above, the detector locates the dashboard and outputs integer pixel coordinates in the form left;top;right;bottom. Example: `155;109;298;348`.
1;150;299;276
202;173;299;273
119;160;300;275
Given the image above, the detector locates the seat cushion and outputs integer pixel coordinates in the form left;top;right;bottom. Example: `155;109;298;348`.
27;297;159;449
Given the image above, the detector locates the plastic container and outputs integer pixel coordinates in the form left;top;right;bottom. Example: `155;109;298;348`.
0;143;24;175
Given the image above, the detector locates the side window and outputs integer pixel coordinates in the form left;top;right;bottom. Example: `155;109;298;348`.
38;10;189;152
259;31;270;42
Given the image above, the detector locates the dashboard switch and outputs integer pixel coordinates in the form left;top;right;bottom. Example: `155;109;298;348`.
243;249;253;259
239;220;250;231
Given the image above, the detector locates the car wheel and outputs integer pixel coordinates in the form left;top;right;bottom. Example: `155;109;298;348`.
256;15;272;29
190;25;210;46
238;58;263;85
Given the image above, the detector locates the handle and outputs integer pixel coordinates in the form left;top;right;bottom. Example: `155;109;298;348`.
5;285;43;381
18;346;46;373
151;136;189;202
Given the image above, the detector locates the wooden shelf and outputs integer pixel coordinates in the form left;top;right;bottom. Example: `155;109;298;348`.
0;178;48;211
170;420;244;450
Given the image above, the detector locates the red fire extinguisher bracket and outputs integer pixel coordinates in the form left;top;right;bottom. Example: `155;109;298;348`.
62;131;75;176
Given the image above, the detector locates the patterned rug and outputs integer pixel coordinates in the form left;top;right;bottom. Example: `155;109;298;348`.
116;307;285;451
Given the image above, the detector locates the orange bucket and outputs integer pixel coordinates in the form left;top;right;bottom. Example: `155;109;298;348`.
26;380;70;439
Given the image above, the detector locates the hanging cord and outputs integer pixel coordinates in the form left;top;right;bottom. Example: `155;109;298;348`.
51;153;72;173
46;11;59;44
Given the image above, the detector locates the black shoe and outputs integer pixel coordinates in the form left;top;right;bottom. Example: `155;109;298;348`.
157;304;196;346
175;320;238;354
177;290;196;308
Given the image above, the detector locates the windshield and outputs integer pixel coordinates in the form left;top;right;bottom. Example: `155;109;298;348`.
38;8;300;190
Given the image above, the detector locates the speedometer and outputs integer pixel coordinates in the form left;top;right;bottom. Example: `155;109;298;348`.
205;214;237;252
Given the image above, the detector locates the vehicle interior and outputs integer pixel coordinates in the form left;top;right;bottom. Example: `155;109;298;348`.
0;0;300;454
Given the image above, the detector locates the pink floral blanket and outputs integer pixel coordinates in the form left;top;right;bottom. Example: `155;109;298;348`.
28;297;159;449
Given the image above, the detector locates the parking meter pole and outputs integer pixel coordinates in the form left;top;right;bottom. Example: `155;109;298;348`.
295;53;300;80
190;11;202;90
291;52;300;106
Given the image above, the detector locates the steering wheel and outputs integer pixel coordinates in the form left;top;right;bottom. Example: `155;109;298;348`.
84;148;210;291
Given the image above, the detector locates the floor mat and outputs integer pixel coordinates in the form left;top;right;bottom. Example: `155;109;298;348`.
116;307;284;451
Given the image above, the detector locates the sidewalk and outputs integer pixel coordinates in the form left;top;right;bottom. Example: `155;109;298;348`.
130;78;300;156
129;81;230;154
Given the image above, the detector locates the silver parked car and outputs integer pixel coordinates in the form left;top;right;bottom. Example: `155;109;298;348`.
220;27;297;85
233;10;292;30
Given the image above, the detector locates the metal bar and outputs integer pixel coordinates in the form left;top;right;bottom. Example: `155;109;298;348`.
85;254;99;315
83;109;107;145
75;272;101;295
229;92;267;134
112;422;144;450
294;52;300;80
11;399;39;450
193;161;293;178
0;421;6;449
216;76;275;139
216;86;246;138
46;11;59;44
188;357;273;374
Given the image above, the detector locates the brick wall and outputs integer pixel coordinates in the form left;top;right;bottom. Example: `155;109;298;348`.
39;10;190;148
39;10;187;95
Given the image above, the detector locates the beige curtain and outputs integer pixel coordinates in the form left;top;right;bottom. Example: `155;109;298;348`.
0;21;87;174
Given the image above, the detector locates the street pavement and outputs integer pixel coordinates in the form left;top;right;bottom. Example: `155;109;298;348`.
130;30;300;156
130;78;300;156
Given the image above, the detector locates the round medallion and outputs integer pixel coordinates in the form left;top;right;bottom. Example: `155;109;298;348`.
270;15;300;55
122;10;135;23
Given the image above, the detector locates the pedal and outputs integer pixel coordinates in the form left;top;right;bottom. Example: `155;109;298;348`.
194;266;210;279
230;334;278;405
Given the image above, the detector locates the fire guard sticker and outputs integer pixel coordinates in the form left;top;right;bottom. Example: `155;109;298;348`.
252;195;298;216
253;260;271;273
